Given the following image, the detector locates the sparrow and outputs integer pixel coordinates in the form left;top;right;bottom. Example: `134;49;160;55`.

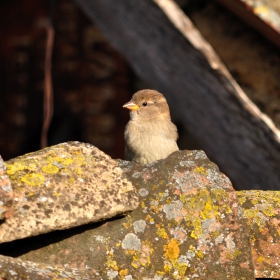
123;89;179;164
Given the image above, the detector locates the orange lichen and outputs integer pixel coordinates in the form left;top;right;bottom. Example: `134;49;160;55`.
164;239;180;261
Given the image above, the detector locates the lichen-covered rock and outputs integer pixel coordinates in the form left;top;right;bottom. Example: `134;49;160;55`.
1;141;138;243
0;254;92;279
14;150;254;279
237;190;280;279
0;155;13;220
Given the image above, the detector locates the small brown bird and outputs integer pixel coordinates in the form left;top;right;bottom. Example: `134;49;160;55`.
123;89;179;164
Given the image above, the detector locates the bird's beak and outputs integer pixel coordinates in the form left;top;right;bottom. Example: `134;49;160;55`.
123;101;139;111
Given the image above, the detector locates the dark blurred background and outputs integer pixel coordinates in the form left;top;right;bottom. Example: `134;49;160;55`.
1;0;280;167
0;0;202;161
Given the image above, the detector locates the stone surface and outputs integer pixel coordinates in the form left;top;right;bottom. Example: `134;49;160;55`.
0;254;92;280
10;150;254;279
0;155;13;220
237;190;280;278
1;141;138;243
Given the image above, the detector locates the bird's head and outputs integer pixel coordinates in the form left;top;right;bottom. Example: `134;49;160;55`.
123;89;171;121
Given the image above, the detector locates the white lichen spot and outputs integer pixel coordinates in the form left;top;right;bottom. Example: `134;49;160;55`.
186;250;195;259
139;188;149;197
153;276;164;280
77;177;84;183
178;255;189;265
225;234;235;250
96;235;106;243
163;200;183;220
215;234;224;244
132;172;141;178
9;270;17;276
122;233;141;250
124;275;133;280
2;184;12;192
194;151;207;159
201;218;216;233
179;160;195;167
150;200;159;206
38;196;47;202
133;219;146;233
206;169;219;183
171;226;187;242
107;269;118;278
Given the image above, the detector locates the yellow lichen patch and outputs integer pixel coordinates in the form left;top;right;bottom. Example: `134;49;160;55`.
212;188;229;202
163;263;172;273
74;167;83;176
119;269;128;277
157;270;166;276
200;201;215;220
52;156;73;166
237;196;247;206
226;250;242;260
190;218;202;239
243;209;265;229
211;230;220;239
156;228;168;239
5;160;37;175
42;164;59;174
141;201;146;208
145;215;154;224
131;252;141;269
67;177;75;187
165;197;172;204
122;222;132;229
175;262;188;276
257;256;265;263
21;173;45;186
164;239;180;261
194;166;207;175
152;185;158;190
106;256;118;270
196;250;205;259
158;192;167;200
72;155;86;165
179;194;187;204
262;205;275;217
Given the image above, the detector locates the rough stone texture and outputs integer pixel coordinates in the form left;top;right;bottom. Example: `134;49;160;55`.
1;141;138;243
237;190;280;278
0;155;13;220
0;254;92;280
11;150;254;279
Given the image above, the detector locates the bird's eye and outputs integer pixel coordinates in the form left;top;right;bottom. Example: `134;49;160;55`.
142;102;148;106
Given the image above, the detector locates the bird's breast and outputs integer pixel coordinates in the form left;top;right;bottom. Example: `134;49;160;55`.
124;120;178;164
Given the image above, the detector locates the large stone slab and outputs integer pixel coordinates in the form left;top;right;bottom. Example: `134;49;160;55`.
10;150;254;279
237;190;280;278
0;155;13;220
1;141;138;243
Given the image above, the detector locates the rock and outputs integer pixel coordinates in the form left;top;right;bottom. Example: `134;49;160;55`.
0;155;13;220
1;142;138;243
0;254;92;280
7;150;254;279
237;190;280;279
